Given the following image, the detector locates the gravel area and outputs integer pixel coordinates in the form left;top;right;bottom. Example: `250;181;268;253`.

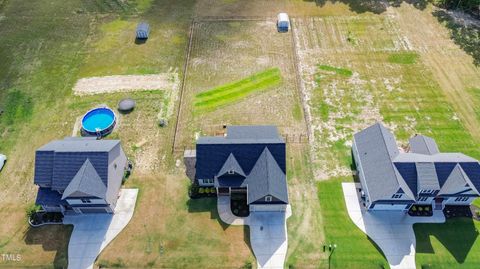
73;73;179;95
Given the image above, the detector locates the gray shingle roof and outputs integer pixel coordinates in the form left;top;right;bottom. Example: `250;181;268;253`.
37;137;120;152
416;162;440;192
353;123;412;202
34;138;120;190
245;147;288;204
394;153;477;163
217;153;246;178
355;123;480;202
61;159;107;200
438;164;470;195
197;125;284;145
409;135;440;155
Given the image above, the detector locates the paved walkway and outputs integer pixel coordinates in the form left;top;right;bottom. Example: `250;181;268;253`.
63;189;138;269
342;183;445;269
217;196;291;269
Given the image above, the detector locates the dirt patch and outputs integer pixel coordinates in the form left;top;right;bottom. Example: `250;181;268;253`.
73;73;179;96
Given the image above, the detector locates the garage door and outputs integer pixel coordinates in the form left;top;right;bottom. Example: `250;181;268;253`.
79;208;109;214
250;204;287;212
372;203;408;210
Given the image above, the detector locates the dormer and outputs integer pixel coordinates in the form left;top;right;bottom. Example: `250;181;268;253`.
216;153;246;179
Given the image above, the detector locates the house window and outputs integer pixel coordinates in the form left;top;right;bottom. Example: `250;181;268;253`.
391;194;402;199
81;199;91;203
455;196;469;202
202;179;214;184
420;189;435;194
265;196;273;202
418;197;428;202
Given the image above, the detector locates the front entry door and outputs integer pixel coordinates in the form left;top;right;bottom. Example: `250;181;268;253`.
217;187;230;196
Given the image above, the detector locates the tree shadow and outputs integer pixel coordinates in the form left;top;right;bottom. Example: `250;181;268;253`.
303;0;428;14
414;217;478;263
23;224;73;269
432;10;480;66
186;197;230;230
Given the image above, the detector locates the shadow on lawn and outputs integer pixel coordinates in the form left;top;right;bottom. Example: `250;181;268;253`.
303;0;428;14
432;10;480;66
415;217;478;263
187;198;255;258
186;197;230;230
23;224;73;269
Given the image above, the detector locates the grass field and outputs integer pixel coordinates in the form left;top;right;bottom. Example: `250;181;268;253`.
194;68;282;112
415;218;480;268
318;179;388;269
1;0;480;268
175;20;306;151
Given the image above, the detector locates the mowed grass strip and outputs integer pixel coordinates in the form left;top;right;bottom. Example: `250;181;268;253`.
194;68;282;112
317;65;353;77
387;52;419;64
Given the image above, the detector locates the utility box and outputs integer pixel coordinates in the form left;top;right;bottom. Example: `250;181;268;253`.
277;13;290;32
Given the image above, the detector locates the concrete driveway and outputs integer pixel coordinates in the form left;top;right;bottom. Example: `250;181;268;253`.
342;183;445;269
63;189;138;269
249;211;288;269
217;196;291;269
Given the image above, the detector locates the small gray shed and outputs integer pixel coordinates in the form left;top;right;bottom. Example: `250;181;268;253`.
136;22;150;39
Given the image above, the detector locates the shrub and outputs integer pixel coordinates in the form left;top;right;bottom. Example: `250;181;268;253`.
411;206;417;211
241;261;252;269
198;188;204;194
26;203;41;218
204;188;210;194
210;187;216;194
419;207;423;212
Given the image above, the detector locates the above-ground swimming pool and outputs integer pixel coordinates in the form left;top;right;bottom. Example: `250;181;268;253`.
81;107;116;137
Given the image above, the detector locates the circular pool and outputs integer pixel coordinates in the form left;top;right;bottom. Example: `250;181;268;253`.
81;107;116;137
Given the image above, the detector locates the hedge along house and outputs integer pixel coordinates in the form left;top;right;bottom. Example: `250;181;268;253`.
34;137;128;214
186;126;289;212
353;122;480;211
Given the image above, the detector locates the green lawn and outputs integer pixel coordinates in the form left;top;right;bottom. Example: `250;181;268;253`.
194;67;282;112
415;218;480;269
318;179;388;269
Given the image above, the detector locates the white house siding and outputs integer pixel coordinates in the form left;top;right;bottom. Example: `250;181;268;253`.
42;205;62;212
250;204;287;212
198;179;214;186
416;197;434;204
371;203;409;210
443;197;475;206
66;198;107;205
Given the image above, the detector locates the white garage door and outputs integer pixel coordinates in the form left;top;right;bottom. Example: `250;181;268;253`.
372;204;408;210
250;204;287;212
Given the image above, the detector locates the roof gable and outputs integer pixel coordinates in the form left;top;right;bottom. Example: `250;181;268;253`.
409;135;440;155
217;153;246;178
246;147;288;204
61;159;107;200
434;162;457;187
438;164;470;195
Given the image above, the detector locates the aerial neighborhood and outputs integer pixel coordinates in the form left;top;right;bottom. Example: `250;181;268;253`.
0;1;479;269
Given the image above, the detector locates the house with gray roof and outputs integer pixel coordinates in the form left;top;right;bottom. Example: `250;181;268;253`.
353;122;480;211
186;125;289;212
34;137;128;214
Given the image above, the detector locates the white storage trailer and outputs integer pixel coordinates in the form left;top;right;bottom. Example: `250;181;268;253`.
277;13;290;32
